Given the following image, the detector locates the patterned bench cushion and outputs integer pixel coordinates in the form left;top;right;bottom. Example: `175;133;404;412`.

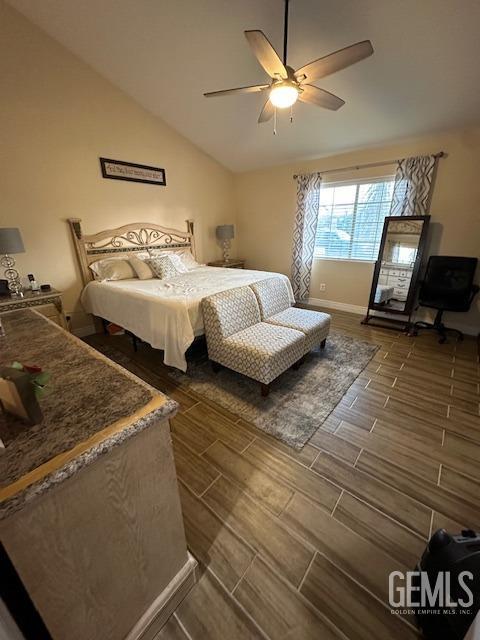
202;286;261;341
266;308;331;352
219;323;305;384
250;277;291;319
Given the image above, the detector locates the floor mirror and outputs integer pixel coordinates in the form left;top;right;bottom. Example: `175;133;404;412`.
362;215;430;331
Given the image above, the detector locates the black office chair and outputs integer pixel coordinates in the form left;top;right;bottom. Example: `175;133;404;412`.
411;256;479;343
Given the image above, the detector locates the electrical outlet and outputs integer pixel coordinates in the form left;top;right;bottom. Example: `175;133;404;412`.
319;283;326;291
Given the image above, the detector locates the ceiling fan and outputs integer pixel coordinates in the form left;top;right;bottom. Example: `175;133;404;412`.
204;0;374;125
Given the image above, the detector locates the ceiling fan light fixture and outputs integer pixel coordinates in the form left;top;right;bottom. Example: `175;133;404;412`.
269;83;299;108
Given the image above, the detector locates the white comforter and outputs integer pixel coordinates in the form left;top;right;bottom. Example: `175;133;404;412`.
81;266;294;371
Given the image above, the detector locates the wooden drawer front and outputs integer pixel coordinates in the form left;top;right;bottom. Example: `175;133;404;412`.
388;276;410;286
394;286;408;299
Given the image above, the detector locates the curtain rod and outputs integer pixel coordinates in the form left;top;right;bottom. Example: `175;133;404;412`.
292;151;445;179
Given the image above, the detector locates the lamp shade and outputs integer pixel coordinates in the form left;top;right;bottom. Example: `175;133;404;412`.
216;224;234;241
0;228;25;254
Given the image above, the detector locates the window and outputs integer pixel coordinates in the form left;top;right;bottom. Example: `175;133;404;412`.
314;178;395;261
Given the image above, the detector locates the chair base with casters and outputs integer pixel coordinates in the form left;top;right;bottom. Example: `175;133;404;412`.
410;309;463;344
409;256;479;345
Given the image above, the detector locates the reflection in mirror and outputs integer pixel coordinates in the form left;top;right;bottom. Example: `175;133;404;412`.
374;219;424;313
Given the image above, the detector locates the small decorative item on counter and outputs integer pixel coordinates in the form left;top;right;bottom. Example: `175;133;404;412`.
0;361;50;426
27;273;40;292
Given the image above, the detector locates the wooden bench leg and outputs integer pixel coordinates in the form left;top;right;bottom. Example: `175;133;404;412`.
292;356;305;370
261;383;270;397
320;338;327;349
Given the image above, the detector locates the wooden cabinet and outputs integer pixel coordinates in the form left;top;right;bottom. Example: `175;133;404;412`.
207;259;245;269
0;310;196;640
0;289;67;329
379;267;413;301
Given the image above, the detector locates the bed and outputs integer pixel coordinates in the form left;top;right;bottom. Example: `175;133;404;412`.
69;219;294;371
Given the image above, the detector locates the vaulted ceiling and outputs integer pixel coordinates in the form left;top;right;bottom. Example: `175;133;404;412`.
8;0;480;171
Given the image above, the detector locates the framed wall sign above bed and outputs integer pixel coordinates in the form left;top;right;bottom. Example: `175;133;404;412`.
99;158;166;186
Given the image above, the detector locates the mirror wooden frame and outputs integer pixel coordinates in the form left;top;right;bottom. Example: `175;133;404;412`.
362;215;430;331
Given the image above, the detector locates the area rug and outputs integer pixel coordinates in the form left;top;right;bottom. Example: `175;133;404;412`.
170;331;378;449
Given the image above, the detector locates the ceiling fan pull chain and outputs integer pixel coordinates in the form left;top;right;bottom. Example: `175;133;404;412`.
273;106;277;135
290;104;294;123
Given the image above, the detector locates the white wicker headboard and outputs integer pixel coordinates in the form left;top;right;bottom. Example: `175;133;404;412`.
68;218;196;286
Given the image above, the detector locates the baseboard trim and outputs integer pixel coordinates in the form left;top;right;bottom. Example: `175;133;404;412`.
307;297;367;315
307;297;477;336
125;553;198;640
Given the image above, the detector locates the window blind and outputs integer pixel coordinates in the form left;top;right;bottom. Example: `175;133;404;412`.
314;178;398;261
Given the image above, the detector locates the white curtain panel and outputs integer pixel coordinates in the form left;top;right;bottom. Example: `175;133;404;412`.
291;173;321;301
390;154;436;216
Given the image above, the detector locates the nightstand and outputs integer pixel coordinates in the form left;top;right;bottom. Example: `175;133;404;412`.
0;289;67;329
207;259;245;269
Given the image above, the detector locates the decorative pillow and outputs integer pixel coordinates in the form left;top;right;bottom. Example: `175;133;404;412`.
129;255;154;280
89;258;136;281
147;254;181;279
176;251;200;271
168;254;189;273
148;249;200;271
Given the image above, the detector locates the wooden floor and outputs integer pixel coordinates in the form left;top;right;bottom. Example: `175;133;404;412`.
86;310;480;640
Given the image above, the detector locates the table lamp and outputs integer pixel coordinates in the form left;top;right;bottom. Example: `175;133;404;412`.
0;228;25;297
216;225;234;263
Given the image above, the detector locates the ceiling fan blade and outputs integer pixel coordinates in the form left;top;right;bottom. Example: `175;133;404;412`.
244;30;288;79
204;84;269;98
299;85;345;111
295;40;374;82
258;99;274;123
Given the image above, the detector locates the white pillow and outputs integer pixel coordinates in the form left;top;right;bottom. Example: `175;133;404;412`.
129;255;154;280
149;249;200;271
168;254;189;273
147;254;182;279
177;251;200;271
89;258;136;281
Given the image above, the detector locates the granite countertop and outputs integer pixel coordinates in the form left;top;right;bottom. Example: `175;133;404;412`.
0;309;178;520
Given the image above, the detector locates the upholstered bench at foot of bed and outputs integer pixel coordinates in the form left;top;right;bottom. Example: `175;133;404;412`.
265;307;331;352
202;285;306;396
217;322;305;387
250;277;331;353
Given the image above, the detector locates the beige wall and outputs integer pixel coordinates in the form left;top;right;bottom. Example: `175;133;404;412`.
235;128;480;332
0;1;235;331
